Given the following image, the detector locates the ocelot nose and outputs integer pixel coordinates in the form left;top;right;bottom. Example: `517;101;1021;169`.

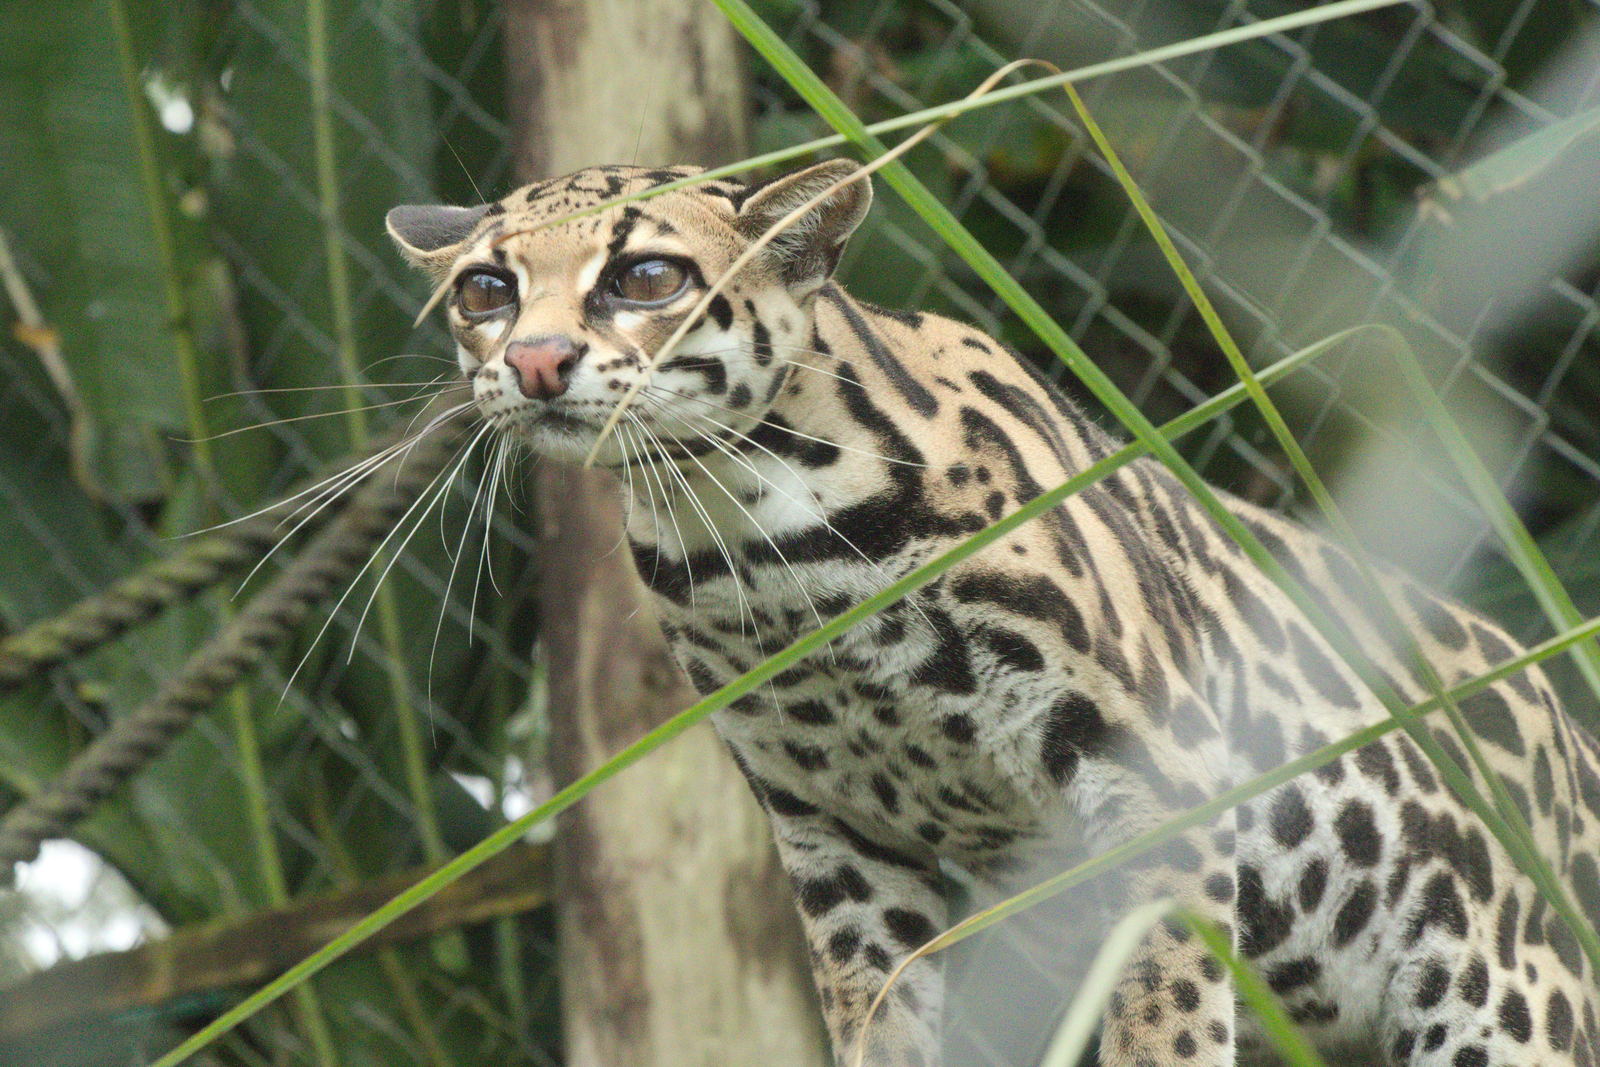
504;335;582;399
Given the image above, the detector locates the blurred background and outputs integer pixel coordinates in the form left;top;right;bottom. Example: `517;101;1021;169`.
1;0;1598;1064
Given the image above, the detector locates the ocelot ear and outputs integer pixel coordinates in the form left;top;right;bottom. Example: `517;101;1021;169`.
736;160;872;296
385;203;491;280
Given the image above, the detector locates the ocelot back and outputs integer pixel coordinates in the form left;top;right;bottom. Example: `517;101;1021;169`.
388;161;1600;1067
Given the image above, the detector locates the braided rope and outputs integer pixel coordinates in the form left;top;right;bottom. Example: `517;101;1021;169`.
0;420;433;693
0;516;281;691
0;427;463;876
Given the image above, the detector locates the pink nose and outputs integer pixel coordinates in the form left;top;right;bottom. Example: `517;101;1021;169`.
504;336;581;399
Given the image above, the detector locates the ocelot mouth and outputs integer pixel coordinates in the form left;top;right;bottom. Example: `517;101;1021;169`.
528;408;594;435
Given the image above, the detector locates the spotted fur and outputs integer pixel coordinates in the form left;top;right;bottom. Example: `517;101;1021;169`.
389;161;1600;1067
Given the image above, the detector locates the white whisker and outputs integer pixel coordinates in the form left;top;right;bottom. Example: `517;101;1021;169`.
344;420;497;664
641;398;937;636
634;417;757;639
276;417;489;703
182;385;470;443
185;401;476;539
658;415;833;676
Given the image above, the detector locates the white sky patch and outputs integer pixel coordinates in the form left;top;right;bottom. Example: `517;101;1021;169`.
143;73;195;135
11;840;163;971
449;764;550;839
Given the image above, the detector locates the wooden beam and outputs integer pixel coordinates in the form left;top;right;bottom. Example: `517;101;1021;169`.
0;841;549;1041
501;2;829;1063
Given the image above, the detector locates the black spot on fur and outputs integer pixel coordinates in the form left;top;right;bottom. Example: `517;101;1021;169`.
1414;961;1450;1007
1238;864;1295;957
1549;989;1575;1050
1500;989;1533;1043
1266;957;1320;993
1406;871;1469;944
1332;879;1378;947
883;907;936;949
869;773;899;814
1298;859;1328;911
950;570;1090;654
1355;739;1401;796
1496;893;1521;970
1038;692;1124;784
941;714;977;743
764;787;818;818
977;625;1045;673
828;926;861;963
1405;584;1469;650
1269;785;1314;849
783;742;828;771
908;606;977;696
1459;687;1526;756
824;290;938;416
1288;624;1359;708
797;864;872;916
1334;800;1382;867
1457;953;1489;1006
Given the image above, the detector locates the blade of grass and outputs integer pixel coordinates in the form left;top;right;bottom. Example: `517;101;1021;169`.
1063;82;1600;971
1182;913;1327;1067
623;0;1410;209
153;594;1600;1067
1393;353;1600;701
306;0;457;980
1036;900;1172;1067
143;334;1341;1067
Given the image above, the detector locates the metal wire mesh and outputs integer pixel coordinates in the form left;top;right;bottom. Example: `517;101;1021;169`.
1;0;1597;1065
752;1;1600;1060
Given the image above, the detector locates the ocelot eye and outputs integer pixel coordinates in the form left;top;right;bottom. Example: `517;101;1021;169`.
612;258;690;305
458;269;515;315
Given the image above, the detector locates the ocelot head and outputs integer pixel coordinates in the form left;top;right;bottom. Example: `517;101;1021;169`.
386;161;870;467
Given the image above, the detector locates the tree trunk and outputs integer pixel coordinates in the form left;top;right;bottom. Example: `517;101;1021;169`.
500;5;829;1065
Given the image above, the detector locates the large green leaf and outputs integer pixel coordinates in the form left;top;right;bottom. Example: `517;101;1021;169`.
0;1;195;499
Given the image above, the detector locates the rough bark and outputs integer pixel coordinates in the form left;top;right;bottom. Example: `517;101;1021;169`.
501;4;828;1064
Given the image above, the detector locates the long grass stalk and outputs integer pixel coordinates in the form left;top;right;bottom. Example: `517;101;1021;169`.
306;771;458;1067
305;0;453;914
454;0;1409;239
879;612;1600;969
1062;84;1600;971
1036;900;1171;1067
1392;354;1600;701
1183;914;1327;1067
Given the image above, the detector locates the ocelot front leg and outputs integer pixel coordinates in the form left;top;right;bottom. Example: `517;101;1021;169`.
754;786;948;1067
1063;697;1242;1067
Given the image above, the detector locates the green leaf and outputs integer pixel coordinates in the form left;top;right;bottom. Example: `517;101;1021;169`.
0;1;199;499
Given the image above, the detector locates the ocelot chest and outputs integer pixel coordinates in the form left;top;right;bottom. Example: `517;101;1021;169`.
655;570;1072;864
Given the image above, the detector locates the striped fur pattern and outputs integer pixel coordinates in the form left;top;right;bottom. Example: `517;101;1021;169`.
389;162;1600;1067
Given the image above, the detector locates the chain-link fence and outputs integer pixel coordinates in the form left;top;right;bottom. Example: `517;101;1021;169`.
2;0;1598;1064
